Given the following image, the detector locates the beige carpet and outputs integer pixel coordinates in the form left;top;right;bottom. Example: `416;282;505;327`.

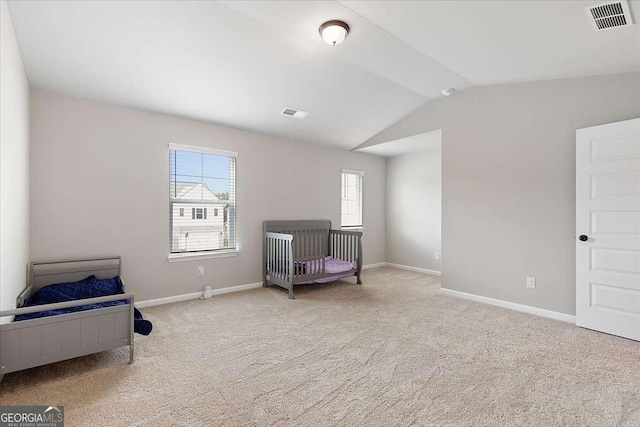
1;267;639;426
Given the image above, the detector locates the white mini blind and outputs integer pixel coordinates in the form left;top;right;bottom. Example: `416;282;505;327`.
341;169;364;228
169;145;237;254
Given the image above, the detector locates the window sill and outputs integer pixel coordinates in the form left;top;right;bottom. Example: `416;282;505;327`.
342;227;364;232
168;249;238;263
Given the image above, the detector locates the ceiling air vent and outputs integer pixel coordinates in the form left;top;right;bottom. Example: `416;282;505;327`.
280;107;310;120
587;1;634;30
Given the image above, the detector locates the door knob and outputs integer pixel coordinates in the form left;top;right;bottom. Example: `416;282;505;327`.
579;235;588;241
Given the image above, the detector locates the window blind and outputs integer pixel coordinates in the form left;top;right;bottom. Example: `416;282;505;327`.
169;145;237;254
341;169;363;228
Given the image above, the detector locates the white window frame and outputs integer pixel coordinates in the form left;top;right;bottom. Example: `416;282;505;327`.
168;143;238;262
341;169;364;230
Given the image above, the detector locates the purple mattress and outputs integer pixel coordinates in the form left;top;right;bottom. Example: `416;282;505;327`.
297;256;357;284
268;256;357;284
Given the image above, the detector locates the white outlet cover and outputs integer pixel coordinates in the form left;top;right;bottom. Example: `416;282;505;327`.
435;252;440;260
526;277;536;288
198;267;205;276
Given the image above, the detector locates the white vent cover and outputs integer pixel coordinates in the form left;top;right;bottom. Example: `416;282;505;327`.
280;107;310;120
586;1;634;30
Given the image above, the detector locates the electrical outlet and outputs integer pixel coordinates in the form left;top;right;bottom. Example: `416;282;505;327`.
198;266;205;277
435;252;440;260
527;277;536;289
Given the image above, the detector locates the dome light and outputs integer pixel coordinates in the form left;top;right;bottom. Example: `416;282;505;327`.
319;20;350;46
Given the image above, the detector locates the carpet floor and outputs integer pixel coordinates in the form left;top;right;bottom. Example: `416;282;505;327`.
1;267;639;426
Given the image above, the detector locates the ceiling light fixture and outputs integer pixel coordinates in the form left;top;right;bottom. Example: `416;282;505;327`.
442;88;456;97
319;20;350;46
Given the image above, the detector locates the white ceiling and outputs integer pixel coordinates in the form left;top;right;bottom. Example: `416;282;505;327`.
7;1;640;150
356;130;441;157
342;0;640;85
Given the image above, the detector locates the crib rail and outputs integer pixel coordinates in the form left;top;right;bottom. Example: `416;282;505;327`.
294;255;326;276
265;232;294;284
329;229;362;266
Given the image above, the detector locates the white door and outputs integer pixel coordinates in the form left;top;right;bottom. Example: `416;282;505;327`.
576;118;640;341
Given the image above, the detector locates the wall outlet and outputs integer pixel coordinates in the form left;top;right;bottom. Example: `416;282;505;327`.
435;252;440;260
526;277;536;289
198;266;205;277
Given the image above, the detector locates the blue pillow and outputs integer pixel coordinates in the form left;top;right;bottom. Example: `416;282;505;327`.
93;276;124;295
24;275;124;306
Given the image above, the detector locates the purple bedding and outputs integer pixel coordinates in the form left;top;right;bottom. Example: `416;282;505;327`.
267;256;357;284
323;257;357;274
297;271;356;284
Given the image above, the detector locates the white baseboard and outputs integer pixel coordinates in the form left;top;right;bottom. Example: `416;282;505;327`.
136;262;439;309
136;282;263;309
384;263;441;276
362;262;386;270
438;287;576;324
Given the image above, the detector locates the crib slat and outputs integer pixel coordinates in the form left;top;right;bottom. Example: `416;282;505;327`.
311;230;315;259
269;237;272;275
279;239;282;279
350;235;354;262
269;238;272;273
343;234;346;260
346;235;349;261
353;235;356;261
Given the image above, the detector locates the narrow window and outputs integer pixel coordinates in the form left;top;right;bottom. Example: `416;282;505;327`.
341;169;364;229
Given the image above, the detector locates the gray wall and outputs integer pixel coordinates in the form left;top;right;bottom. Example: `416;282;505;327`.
360;72;640;315
0;0;30;317
386;146;441;272
30;90;386;302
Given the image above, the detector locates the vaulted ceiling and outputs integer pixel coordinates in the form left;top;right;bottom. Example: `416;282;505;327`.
7;1;639;149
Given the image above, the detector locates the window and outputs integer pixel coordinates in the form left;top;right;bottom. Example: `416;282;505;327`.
169;144;237;255
341;169;363;229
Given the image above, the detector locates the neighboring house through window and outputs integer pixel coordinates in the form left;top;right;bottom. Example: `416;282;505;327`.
341;169;363;229
169;144;237;254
